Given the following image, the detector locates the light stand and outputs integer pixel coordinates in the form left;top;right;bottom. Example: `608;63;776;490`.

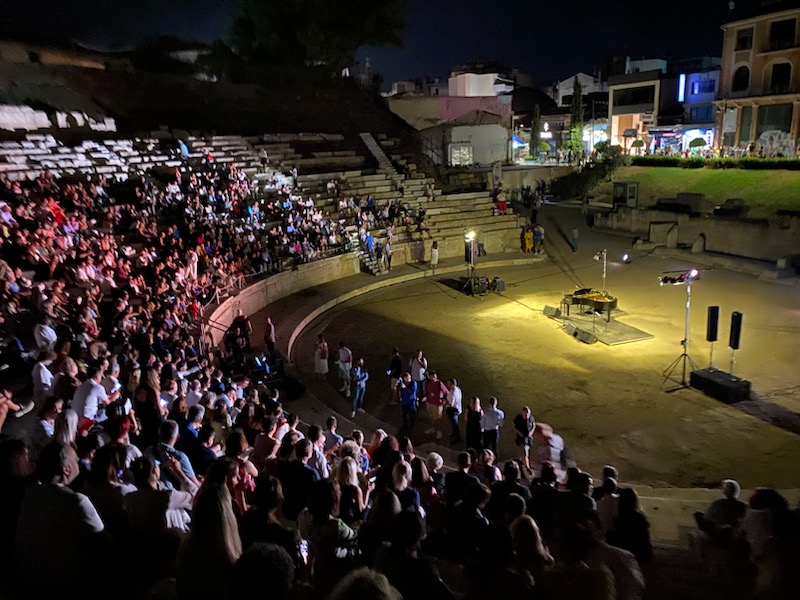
661;269;701;390
593;249;608;292
461;232;478;295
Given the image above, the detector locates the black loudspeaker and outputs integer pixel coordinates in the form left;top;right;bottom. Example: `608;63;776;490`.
575;329;598;344
543;305;562;318
565;322;578;336
495;278;506;292
706;306;719;342
729;311;743;350
690;368;751;404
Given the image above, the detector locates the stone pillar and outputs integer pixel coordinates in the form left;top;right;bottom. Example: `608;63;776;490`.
749;104;759;144
791;101;800;148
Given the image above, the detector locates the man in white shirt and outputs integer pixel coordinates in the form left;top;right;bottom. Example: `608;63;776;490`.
33;317;58;351
480;396;505;456
337;341;352;397
32;351;56;402
72;364;118;433
14;442;105;596
185;379;204;408
445;378;463;445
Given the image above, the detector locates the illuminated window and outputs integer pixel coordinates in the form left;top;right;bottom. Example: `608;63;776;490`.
691;80;716;95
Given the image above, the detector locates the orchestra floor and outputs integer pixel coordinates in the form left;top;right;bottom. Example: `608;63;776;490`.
268;205;800;490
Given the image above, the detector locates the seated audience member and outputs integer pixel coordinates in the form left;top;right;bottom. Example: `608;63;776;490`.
280;438;320;521
176;483;242;600
375;510;454;600
510;515;555;585
694;478;747;545
231;543;295;600
444;451;480;509
126;454;197;534
14;442;106;597
327;567;402;600
485;460;532;522
358;488;402;566
240;475;302;565
146;419;200;491
606;487;652;564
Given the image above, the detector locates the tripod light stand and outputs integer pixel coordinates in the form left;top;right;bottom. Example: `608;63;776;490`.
461;231;478;295
661;269;701;389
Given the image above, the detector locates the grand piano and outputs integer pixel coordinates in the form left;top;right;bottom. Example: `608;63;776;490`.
561;288;618;322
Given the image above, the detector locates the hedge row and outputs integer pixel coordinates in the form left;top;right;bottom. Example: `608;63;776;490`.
630;155;800;170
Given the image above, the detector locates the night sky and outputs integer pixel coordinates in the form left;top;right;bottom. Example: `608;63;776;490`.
1;0;746;85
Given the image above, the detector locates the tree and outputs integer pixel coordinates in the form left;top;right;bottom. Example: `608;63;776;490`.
565;77;585;163
530;104;541;157
229;0;406;70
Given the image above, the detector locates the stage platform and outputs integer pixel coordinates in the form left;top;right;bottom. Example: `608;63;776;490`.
559;309;654;346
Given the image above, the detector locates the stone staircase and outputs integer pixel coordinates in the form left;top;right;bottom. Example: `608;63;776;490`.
360;131;394;170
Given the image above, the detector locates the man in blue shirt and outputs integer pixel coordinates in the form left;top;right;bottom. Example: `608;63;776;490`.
350;358;369;418
398;372;418;430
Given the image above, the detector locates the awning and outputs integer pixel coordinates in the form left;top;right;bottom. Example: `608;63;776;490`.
512;134;525;148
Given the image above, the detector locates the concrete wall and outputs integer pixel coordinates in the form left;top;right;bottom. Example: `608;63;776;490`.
595;206;800;262
490;165;574;190
206;253;360;346
450;124;508;165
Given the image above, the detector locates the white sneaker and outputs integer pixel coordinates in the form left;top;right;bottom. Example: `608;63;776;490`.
436;431;443;440
357;408;365;413
14;400;34;418
345;390;351;398
351;411;356;418
424;427;435;434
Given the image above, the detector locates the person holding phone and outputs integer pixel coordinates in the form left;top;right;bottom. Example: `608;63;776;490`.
397;372;418;430
387;347;402;405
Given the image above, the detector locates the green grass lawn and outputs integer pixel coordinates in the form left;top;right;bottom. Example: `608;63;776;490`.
593;167;800;217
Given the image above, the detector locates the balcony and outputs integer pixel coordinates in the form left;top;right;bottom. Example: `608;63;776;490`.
758;84;800;96
759;39;800;54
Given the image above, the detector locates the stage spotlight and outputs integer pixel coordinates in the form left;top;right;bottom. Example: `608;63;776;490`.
689;269;699;279
622;253;631;264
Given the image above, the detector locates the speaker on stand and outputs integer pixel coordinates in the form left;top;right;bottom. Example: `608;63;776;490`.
729;311;743;375
706;305;719;368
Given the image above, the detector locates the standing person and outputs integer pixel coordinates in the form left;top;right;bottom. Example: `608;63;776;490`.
337;341;353;397
350;358;369;418
534;224;545;255
465;397;484;452
313;334;329;379
264;317;277;357
445;378;463;445
571;227;579;253
430;241;439;271
397;373;418;430
384;240;392;271
523;227;534;253
423;371;447;440
232;310;253;352
480;397;504;456
513;406;536;473
408;350;427;401
387;347;402;405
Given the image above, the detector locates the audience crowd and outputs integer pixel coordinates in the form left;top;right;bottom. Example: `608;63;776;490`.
0;161;799;600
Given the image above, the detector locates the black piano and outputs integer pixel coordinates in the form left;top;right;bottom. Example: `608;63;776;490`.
561;288;618;322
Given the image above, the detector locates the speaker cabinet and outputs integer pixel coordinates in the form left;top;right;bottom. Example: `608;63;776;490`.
729;312;743;350
706;306;719;342
543;305;562;318
495;278;506;292
690;368;750;404
575;329;597;344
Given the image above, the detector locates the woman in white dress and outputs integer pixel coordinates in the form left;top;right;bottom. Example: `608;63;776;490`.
314;334;330;379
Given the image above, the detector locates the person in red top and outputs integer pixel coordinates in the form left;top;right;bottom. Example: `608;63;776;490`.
423;371;448;439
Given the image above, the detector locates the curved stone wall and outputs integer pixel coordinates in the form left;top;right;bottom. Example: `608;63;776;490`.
206;253;360;346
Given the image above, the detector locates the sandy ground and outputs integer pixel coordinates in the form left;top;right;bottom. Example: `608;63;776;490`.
279;206;800;490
